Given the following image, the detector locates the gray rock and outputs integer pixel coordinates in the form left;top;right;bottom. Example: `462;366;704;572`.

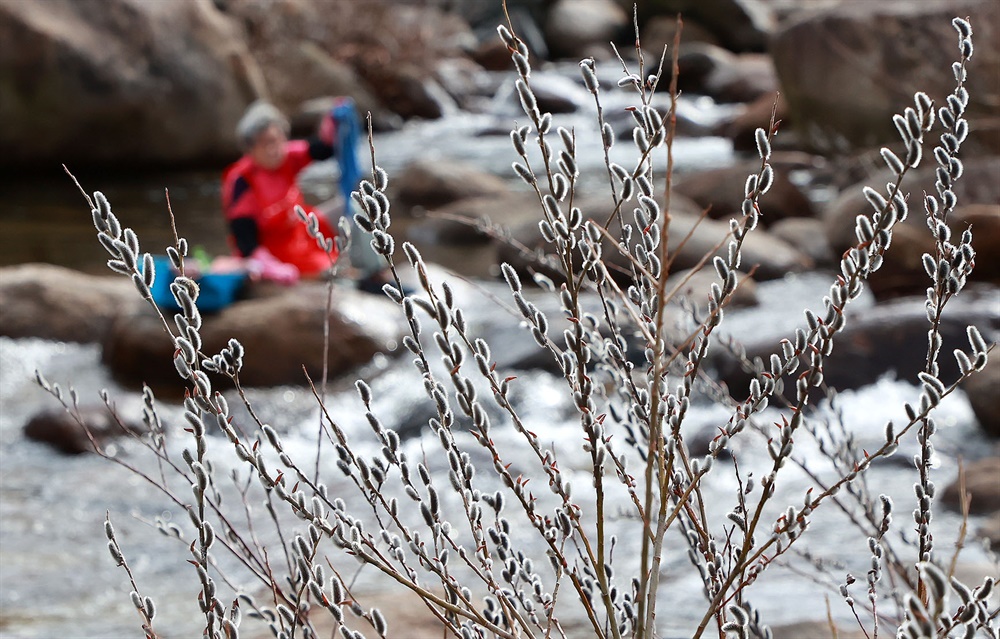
102;282;405;389
497;192;812;285
635;0;776;52
640;14;721;54
545;0;628;59
716;92;791;151
665;267;759;309
769;218;835;267
978;512;1000;550
822;157;1000;299
942;456;1000;515
0;264;141;343
414;193;540;245
393;158;511;213
710;295;1000;400
675;43;778;103
674;161;815;225
493;71;589;116
229;0;472;122
0;0;261;169
24;405;142;455
277;48;391;133
771;0;1000;154
964;354;1000;438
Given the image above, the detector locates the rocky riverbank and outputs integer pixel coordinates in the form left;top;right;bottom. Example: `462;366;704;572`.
2;0;997;169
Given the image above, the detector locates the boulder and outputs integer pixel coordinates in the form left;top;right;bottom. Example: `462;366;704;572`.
717;92;790;152
964;354;1000;438
710;295;1000;400
769;218;835;267
392;158;511;213
634;203;813;282
979;512;1000;550
0;0;262;169
23;405;143;455
640;14;720;54
634;0;776;52
823;158;1000;298
545;0;628;59
673;161;815;225
698;50;779;104
493;71;588;117
865;205;1000;298
433;57;499;113
497;194;813;285
0;263;141;343
471;4;549;69
264;43;388;131
665;267;759;309
414;193;540;245
675;44;778;102
226;0;471;122
771;0;1000;154
102;282;404;389
942;456;1000;515
604;93;714;139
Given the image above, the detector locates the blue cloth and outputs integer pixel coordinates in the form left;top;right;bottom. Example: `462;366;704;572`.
332;99;362;210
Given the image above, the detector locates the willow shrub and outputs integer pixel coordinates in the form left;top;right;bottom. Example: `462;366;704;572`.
40;14;996;639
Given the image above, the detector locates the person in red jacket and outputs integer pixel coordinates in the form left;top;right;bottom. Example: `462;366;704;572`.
222;101;339;282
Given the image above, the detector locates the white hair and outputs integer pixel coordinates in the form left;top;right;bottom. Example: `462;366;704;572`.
235;101;289;150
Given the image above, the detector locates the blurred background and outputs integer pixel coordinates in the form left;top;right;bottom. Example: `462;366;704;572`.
0;0;996;275
0;0;998;636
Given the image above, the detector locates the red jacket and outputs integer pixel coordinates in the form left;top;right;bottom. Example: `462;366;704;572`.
222;140;337;275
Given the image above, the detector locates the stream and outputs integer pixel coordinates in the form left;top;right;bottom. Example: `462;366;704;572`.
1;62;997;638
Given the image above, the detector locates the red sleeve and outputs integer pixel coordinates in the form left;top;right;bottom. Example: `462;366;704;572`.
223;173;259;221
285;140;313;175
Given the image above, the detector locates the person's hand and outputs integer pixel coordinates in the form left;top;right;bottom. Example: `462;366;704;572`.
319;111;337;146
247;247;300;285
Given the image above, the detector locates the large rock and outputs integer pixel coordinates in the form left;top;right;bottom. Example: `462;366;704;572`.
492;71;589;117
710;295;1000;401
634;0;776;52
769;217;835;267
665;267;759;309
673;161;815;225
413;193;540;245
0;0;262;169
261;42;387;131
716;90;790;152
545;0;628;59
0;263;141;343
433;57;500;113
964;354;1000;438
497;194;813;284
942;456;1000;515
771;0;1000;154
24;405;142;455
823;157;1000;298
640;14;720;54
675;44;778;103
864;204;1000;298
224;0;472;122
979;512;1000;550
358;63;447;121
102;282;404;389
392;158;512;213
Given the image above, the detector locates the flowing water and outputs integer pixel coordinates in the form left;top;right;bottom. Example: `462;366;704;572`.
1;63;997;637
